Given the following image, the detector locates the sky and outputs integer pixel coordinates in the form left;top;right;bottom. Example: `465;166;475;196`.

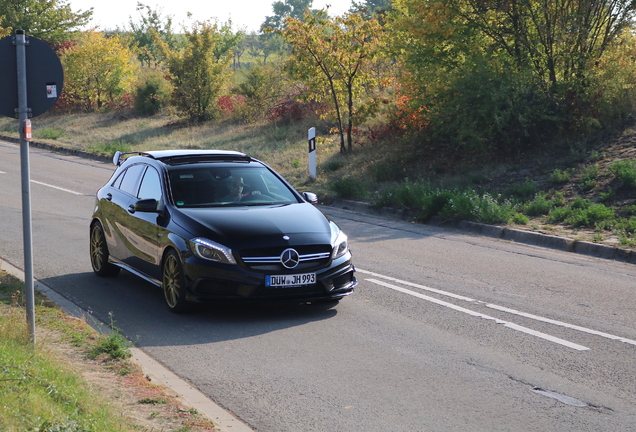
69;0;355;33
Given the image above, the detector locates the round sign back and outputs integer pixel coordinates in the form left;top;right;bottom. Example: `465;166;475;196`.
0;34;64;118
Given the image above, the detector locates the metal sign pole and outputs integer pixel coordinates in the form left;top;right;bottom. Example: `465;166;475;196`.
15;30;36;344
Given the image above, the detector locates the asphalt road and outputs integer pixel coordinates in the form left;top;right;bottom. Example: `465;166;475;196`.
1;141;636;431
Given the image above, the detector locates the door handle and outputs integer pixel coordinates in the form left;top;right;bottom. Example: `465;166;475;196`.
127;205;135;214
106;193;112;201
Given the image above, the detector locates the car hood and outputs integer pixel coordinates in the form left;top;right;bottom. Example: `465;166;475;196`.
173;203;333;247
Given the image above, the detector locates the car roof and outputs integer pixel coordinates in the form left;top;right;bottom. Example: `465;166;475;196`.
114;150;252;166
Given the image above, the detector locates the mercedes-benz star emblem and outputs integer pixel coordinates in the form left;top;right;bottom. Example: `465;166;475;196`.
280;248;300;269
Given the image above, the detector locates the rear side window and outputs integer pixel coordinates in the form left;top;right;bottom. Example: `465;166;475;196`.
117;164;146;196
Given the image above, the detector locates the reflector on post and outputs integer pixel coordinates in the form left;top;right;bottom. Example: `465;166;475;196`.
23;119;31;140
308;127;316;180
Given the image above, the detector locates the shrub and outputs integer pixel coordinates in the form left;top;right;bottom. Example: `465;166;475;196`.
504;179;537;201
511;213;529;224
609;160;636;189
571;197;592;210
471;194;517;224
267;99;324;124
522;193;552;216
567;204;614;227
439;192;475;221
376;182;436;210
323;159;345;172
600;190;616;202
134;71;171;116
615;217;636;235
548;168;572;185
521;192;565;217
437;191;516;224
331;177;368;200
549;200;614;227
548;207;572;223
371;162;405;182
232;65;290;122
578;165;599;191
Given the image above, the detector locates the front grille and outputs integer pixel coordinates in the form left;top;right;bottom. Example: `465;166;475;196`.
241;245;331;272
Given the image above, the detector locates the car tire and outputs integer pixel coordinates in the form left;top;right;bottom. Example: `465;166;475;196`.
162;250;190;313
89;222;120;277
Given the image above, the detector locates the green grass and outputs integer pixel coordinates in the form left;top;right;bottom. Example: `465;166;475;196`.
0;271;139;432
36;127;65;140
0;277;136;431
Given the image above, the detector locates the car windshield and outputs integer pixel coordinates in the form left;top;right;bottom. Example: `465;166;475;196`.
168;164;300;208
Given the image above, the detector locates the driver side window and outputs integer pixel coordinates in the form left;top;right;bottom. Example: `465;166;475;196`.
138;167;162;202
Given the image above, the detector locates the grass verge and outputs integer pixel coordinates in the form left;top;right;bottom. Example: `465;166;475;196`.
0;270;218;432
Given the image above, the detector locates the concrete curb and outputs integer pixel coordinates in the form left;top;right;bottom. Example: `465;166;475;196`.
327;198;635;265
0;135;111;163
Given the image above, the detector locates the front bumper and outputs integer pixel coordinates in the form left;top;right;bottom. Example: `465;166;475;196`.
183;256;357;303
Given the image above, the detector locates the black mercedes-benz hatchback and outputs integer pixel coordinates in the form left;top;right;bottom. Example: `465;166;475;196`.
89;150;356;312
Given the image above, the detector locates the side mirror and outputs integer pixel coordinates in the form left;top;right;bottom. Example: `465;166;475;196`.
113;151;122;166
302;192;318;204
134;198;159;213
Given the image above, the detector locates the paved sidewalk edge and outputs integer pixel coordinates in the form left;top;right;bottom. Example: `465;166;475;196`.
0;258;254;432
327;198;636;265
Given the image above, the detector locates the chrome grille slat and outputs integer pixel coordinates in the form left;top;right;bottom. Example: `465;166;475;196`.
243;252;331;265
240;245;332;271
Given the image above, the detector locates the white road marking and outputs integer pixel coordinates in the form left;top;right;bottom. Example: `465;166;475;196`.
360;268;635;348
485;303;636;346
30;180;82;195
0;170;6;174
358;268;475;302
366;278;591;351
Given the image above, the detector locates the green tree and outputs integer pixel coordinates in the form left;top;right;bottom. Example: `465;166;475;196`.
61;31;138;110
280;11;384;152
0;0;92;43
244;32;286;65
350;0;393;20
451;0;636;92
134;69;172;115
262;0;314;30
0;22;9;38
155;20;235;122
387;0;636;155
232;64;290;121
128;2;179;67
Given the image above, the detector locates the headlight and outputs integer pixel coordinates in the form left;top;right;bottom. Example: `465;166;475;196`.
331;226;349;260
190;238;236;265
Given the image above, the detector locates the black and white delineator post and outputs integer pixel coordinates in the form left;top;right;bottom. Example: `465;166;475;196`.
308;127;316;180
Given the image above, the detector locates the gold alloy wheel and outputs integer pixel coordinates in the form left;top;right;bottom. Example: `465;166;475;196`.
163;253;182;309
90;224;106;273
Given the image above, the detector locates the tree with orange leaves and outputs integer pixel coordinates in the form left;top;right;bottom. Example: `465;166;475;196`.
278;10;383;153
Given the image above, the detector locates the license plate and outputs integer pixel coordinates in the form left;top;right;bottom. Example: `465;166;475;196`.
266;273;316;287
